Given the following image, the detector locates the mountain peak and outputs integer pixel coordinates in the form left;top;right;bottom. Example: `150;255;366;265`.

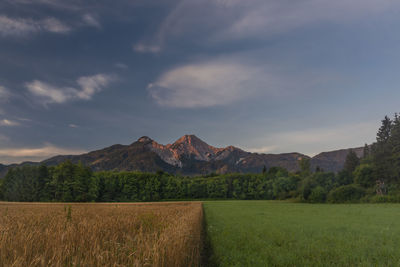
137;136;153;143
174;134;204;145
170;134;221;161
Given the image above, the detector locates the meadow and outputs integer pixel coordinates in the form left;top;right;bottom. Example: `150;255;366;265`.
204;201;400;267
0;202;203;267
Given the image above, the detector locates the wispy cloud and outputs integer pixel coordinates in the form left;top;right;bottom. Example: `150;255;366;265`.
0;119;20;127
69;124;79;128
133;43;161;53
0;15;70;36
0;86;10;100
0;144;87;164
247;145;278;154
26;73;116;104
82;14;101;28
137;0;400;50
114;63;128;69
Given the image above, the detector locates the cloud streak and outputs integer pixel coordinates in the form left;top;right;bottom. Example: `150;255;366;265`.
82;14;101;28
26;73;116;104
0;86;10;100
0;15;71;36
0;119;20;127
0;144;87;164
133;43;161;53
137;0;400;50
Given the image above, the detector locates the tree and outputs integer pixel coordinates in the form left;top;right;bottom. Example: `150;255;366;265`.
299;157;311;176
363;144;370;159
36;165;51;201
327;184;365;203
373;115;394;183
354;164;375;188
377;116;392;143
308;186;327;203
390;114;400;182
343;150;360;174
315;166;324;172
262;165;267;174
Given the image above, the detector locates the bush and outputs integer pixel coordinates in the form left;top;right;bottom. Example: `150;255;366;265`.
354;164;375;188
327;184;365;203
308;186;327;203
368;194;400;203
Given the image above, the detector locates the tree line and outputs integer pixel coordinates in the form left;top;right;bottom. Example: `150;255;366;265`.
1;114;400;203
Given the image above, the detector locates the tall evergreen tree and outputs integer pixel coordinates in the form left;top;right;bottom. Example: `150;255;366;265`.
363;143;370;159
377;116;392;143
343;150;360;174
373;115;394;183
390;114;400;182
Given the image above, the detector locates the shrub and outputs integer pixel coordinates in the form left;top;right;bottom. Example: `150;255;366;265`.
354;164;375;188
327;184;365;203
308;186;327;203
369;194;400;203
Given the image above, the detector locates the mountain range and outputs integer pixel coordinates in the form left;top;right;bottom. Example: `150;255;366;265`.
0;135;364;178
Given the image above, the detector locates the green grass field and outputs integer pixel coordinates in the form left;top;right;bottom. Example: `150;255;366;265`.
203;201;400;267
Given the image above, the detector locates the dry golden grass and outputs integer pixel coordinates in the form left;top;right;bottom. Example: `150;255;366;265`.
0;202;203;267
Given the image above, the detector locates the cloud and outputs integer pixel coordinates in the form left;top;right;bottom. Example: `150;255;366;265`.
147;57;331;108
82;14;101;28
148;60;268;108
0;15;70;36
133;43;161;53
0;86;10;100
69;124;79;128
138;0;400;49
0;144;87;164
114;63;128;69
76;74;114;100
223;0;398;39
26;73;115;104
0;119;20;127
0;134;8;142
247;145;278;154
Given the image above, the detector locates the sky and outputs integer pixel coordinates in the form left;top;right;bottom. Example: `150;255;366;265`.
1;0;400;164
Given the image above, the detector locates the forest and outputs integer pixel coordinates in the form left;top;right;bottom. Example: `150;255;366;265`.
1;114;400;203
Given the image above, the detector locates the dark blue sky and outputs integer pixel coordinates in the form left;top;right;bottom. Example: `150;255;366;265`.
1;0;400;164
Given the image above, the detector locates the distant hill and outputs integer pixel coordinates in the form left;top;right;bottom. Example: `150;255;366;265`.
0;135;365;177
310;147;364;172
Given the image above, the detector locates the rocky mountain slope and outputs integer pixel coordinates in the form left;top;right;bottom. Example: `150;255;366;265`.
0;135;364;177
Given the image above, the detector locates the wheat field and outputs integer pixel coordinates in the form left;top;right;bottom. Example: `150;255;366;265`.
0;202;203;267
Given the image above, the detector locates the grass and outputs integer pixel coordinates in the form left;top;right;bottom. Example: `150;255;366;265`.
204;201;400;267
0;202;203;267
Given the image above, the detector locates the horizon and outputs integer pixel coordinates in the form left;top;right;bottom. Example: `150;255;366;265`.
1;0;399;164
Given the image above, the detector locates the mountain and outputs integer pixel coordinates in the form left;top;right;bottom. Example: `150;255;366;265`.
310;147;364;172
43;138;179;173
0;135;365;177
